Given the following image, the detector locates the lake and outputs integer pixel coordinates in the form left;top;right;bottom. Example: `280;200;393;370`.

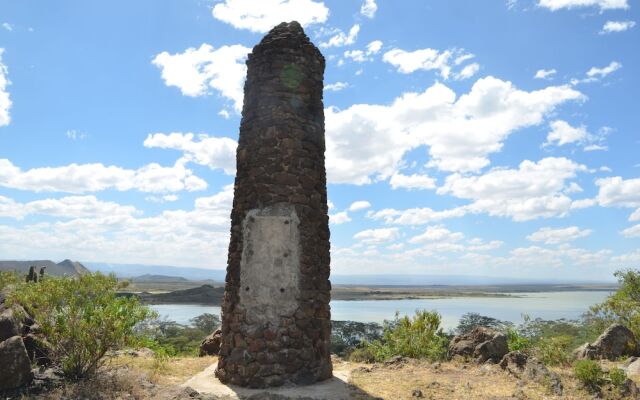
151;290;612;330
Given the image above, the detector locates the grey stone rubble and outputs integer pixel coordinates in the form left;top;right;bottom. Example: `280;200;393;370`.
0;288;54;393
0;336;33;390
448;326;509;363
0;290;32;391
574;323;637;361
216;21;332;388
200;328;222;357
499;351;563;396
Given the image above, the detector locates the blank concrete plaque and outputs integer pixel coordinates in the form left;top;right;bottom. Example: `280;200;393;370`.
239;206;301;327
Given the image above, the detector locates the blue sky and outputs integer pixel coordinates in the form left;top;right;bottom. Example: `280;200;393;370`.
0;0;638;281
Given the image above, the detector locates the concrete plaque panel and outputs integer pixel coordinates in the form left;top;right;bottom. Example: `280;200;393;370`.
239;205;301;327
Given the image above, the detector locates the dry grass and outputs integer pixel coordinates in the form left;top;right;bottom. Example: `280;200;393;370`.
347;358;597;400
17;354;638;400
20;355;216;400
109;354;216;385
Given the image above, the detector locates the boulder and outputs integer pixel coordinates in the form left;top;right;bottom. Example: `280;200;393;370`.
499;350;528;375
574;324;637;361
23;333;52;366
0;307;20;342
499;351;563;396
448;327;508;362
0;336;33;390
626;358;640;378
199;328;222;357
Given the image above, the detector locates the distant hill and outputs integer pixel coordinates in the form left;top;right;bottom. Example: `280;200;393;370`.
85;262;226;281
84;262;615;286
130;274;190;283
0;259;90;276
136;284;224;305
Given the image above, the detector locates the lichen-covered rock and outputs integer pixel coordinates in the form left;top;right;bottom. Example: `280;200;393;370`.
574;324;637;361
0;336;33;390
448;327;508;362
199;328;222;357
626;357;640;378
0;307;20;342
0;288;7;308
498;350;528;375
23;333;52;366
499;351;563;396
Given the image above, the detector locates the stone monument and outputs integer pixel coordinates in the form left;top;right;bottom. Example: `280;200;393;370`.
215;21;332;388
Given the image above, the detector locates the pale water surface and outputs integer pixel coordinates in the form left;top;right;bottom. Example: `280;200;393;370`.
151;291;611;331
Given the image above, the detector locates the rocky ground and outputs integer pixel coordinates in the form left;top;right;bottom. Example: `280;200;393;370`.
2;353;638;400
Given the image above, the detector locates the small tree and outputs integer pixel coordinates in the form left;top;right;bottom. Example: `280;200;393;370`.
190;313;220;333
586;268;640;338
9;273;155;379
359;310;449;362
456;312;511;334
331;320;383;356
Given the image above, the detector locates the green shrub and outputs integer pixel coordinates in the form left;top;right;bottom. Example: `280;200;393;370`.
360;310;449;362
8;273;155;379
534;335;572;366
506;327;532;353
348;343;378;363
609;367;626;388
0;271;19;291
574;359;603;392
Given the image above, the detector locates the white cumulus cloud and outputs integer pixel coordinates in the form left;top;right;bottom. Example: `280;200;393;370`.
389;173;436;190
321;24;360;48
586;61;622;79
360;0;378;18
595;177;640;208
437;157;588;221
535;69;557;79
0;159;207;194
382;48;459;78
454;63;480;80
144;132;237;175
621;224;640;238
330;211;351;224
353;228;400;244
152;44;250;112
0;185;235;268
325;77;584;183
527;226;592;244
545;120;588;146
409;225;464;244
0;49;11;127
600;20;636;34
0;195;139;220
366;40;383;54
348;200;372;212
368;206;467;225
212;0;329;33
324;82;349;92
538;0;629;11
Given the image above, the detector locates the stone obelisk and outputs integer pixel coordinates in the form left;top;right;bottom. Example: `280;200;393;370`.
215;21;332;388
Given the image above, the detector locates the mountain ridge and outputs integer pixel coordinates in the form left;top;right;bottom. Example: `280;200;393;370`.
0;259;90;276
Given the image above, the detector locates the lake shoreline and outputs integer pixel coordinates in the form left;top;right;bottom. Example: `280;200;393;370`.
126;283;617;305
149;290;614;329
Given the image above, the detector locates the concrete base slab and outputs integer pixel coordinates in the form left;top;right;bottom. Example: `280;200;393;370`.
183;363;366;400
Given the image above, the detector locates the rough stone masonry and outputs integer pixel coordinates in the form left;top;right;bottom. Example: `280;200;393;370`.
215;21;332;388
